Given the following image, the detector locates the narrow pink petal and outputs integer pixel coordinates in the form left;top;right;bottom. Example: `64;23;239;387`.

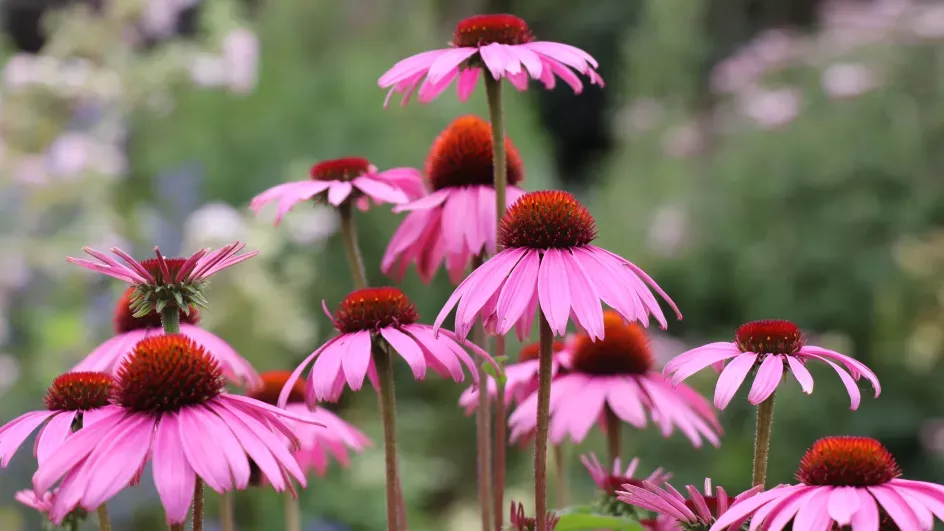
495;250;540;336
35;411;77;466
786;356;814;394
543;58;583;93
869;485;921;530
418;67;459;103
537;58;557;89
851;489;880;531
327;181;353;206
457;67;480;101
477;186;499;255
560;250;604;339
65;258;141;283
84;248;150;283
426;47;479;84
551;375;606;444
515;289;539;341
250;182;304;212
339;330;372;391
478;43;510;79
312;341;346;401
463;188;486;256
810;354;862;410
79;415;154;510
31;409;123;493
663;342;738;375
380;327;427;379
524;41;599;69
352;176;408;204
378;49;446;87
441;187;472;253
508;45;543;78
273;182;332;224
393;188;450;213
0;410;55;467
800;346;881;397
667;348;741;385
211;402;287;491
454;248;528;337
714;353;758;410
277;337;338;408
506;71;530;91
152;414;196;524
761;487;817;531
686;485;713;522
174;248;207;283
409;327;464;382
537;248;571;336
747;355;783;404
570;247;648;327
177;407;235;492
382;210;432;275
604;377;647;428
708;486;799;531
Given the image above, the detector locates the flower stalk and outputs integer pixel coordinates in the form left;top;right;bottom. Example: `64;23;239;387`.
220;492;235;531
553;445;569;507
192;480;204;531
752;392;776;487
535;314;553;531
374;343;403;531
96;505;111;531
160;306;180;335
492;374;507;531
604;406;621;465
284;491;300;531
471;256;494;531
338;201;368;289
485;75;506;221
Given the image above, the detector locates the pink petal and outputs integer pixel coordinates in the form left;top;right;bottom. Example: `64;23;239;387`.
787;356;814;394
177;407;235;492
393;188;450;213
0;410;55;467
31;408;124;493
312;341;346;401
758;486;817;531
454;248;528;337
543;58;583;93
810;354;862;410
714;353;758;410
409;326;465;382
441;187;472;253
603;377;648;428
339;330;373;391
378;49;446;87
426;48;479;84
868;485;921;530
792;489;833;531
380;327;427;379
524;41;599;70
457;68;480;101
495;249;540;335
507;71;530;91
352;176;408;204
152;414;196;524
747;355;783;404
851;488;879;531
537;248;571;336
827;486;861;526
74;330;148;374
417;67;459;103
181;324;260;389
327;181;353;206
507;45;543;78
560;250;604;339
667;348;741;385
478;43;510;79
35;411;77;466
78;415;154;510
708;487;799;531
800;346;881;397
663;342;737;375
277;336;339;408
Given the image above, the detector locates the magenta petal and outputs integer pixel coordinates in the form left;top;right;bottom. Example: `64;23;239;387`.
495;249;540;336
32;408;124;493
312;341;345;401
352;176;408;204
786;356;814;394
327;181;353;206
537;248;571;336
714;353;758;410
380;327;427;379
35;411;77;466
277;337;337;409
79;415;154;510
851;488;880;531
747;355;783;404
426;47;479;84
0;410;55;467
211;402;288;491
827;486;861;526
868;485;922;530
177;407;234;493
811;355;862;410
478;43;509;79
708;487;798;531
560;250;604;339
152;414;196;524
457;68;480;101
453;248;528;337
378;50;442;86
339;330;373;391
181;324;260;389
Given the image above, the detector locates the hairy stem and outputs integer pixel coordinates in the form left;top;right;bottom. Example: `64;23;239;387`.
374;345;403;531
192;479;204;531
96;505;111;531
338;201;368;289
492;362;506;531
284;491;300;531
160;306;180;334
535;315;553;531
471;256;493;531
752;392;777;488
169;525;184;531
553;445;570;507
485;75;506;223
605;406;622;465
220;492;235;531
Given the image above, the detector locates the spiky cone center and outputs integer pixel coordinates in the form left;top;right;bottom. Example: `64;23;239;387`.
571;311;653;375
425;115;524;191
517;340;564;362
734;319;805;355
114;287;199;333
452;14;535;47
334;287;419;334
309;157;372;182
796;436;901;487
248;370;306;406
498;190;597;249
44;372;114;411
130;257;209;318
114;335;224;413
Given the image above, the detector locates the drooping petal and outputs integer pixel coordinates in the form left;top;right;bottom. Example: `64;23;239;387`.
338;331;373;392
810;354;862;410
152;413;196;524
713;353;758;409
478;43;511;79
537;248;571;336
31;408;124;493
0;410;56;467
378;49;446;87
74;329;149;374
495;249;540;336
868;485;922;531
747;355;783;404
787;356;814;394
34;411;77;466
708;486;800;531
352;176;409;204
177;407;235;492
327;181;353;206
800;346;881;397
425;48;479;85
667;347;742;386
560;250;604;339
277;337;339;408
663;342;738;376
77;414;154;510
457;67;480;101
380;327;427;379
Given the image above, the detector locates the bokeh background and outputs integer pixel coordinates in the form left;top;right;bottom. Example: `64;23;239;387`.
1;0;943;529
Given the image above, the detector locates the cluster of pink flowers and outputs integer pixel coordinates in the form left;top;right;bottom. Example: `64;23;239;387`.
3;10;944;531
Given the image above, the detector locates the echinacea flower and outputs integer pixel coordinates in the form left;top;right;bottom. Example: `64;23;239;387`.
378;14;603;107
383;115;527;284
458;340;566;414
67;242;257;317
279;287;495;406
509;500;560;531
0;372;113;468
709;436;944;531
581;452;671;517
619;478;763;531
33;335;319;525
663;319;881;410
509;312;720;448
434;190;682;341
250;157;424;225
248;371;370;479
74;287;260;388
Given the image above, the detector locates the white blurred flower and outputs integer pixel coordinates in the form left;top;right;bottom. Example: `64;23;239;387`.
912;4;944;39
822;63;879;99
739;87;801;129
283;206;339;245
189;53;227;88
185;202;247;246
141;0;200;39
47;133;93;178
222;29;259;94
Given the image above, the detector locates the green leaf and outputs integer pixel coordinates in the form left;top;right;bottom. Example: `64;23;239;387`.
554;513;643;531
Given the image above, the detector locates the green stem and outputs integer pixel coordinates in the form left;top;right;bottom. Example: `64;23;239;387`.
374;345;402;531
534;314;553;531
220;492;235;531
752;392;777;488
284;491;300;531
485;75;507;225
492;350;506;531
96;505;111;531
553;444;569;508
338;201;368;289
161;306;180;334
170;525;184;531
192;479;204;531
471;258;493;531
605;406;621;465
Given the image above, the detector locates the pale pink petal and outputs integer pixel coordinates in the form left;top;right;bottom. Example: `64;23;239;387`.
463;188;486;256
408;326;465;382
495;250;540;335
666;348;741;386
427;48;479;84
787;356;814;394
537;248;571;336
747;355;783;404
508;45;543;78
380;327;427;379
868;485;921;530
810;354;862;410
570;247;648;327
0;410;55;467
378;49;446;87
457;68;480;101
792;489;833;531
454;248;528;337
418;67;459;103
393;188;450;213
560;251;604;339
352;176;408;204
152;414;196;524
177;407;235;492
311;341;346;401
327;181;353;206
759;486;817;531
515;289;539;341
550;375;606;444
211;402;286;490
543;58;583;93
442;187;472;253
478;43;510;79
851;489;880;531
35;412;77;466
434;249;523;334
65;257;142;283
507;71;530;91
714;353;758;410
277;337;339;408
604;377;648;428
78;415;154;510
339;330;373;391
663;342;737;376
708;486;800;531
800;346;881;397
75;329;149;374
524;41;599;70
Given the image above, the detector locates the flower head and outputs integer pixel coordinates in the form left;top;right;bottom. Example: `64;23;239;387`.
383;115;527;284
248;371;370;480
0;371;114;467
458;340;567;414
582;453;671;517
619;478;762;531
33;335;319;525
67;242;257;317
509;500;560;531
250;156;424;225
709;436;944;531
435;190;681;341
663;319;881;410
509;312;719;448
379;14;603;106
279;287;496;405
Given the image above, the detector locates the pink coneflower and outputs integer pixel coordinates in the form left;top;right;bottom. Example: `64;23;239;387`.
75;287;260;388
0;372;113;468
509;312;720;448
508;501;560;531
250;157;423;225
458;340;566;414
663;319;881;410
619;478;763;530
709;436;944;531
379;14;603;107
66;242;257;318
279;287;494;406
32;335;317;525
382;115;527;284
248;371;369;479
434;190;681;341
582;453;672;496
